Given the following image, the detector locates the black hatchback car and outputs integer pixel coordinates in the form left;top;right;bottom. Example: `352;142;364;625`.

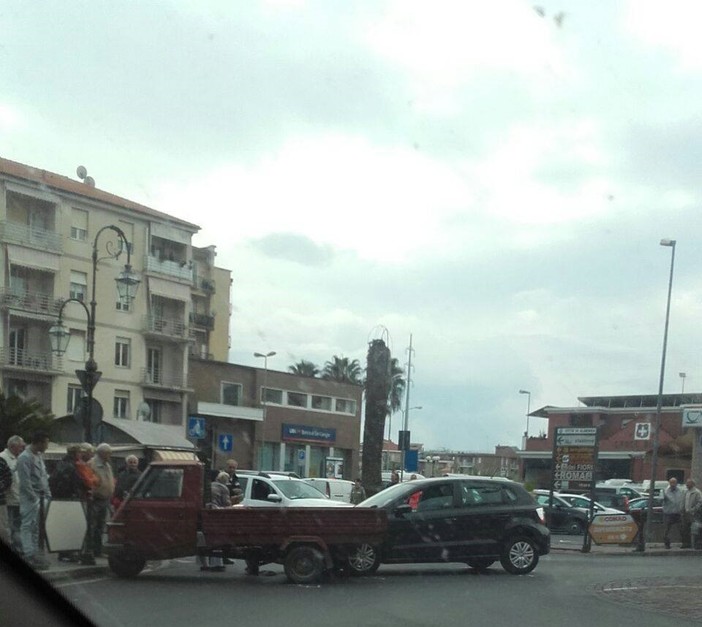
350;477;550;576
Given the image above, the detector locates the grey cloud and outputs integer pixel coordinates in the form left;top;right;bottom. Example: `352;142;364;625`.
249;232;336;266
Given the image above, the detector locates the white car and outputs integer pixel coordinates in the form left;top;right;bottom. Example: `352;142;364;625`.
236;472;351;508
556;493;624;514
304;478;355;503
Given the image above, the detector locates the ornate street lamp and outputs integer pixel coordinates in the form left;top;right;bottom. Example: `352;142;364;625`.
49;225;140;443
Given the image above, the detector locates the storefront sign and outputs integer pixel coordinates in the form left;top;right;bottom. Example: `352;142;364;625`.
282;423;336;444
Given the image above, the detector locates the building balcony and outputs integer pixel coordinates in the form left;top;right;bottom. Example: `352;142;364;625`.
0;288;63;319
0;348;61;374
190;312;215;331
196;277;216;293
143;315;193;341
140;368;190;391
0;221;62;253
145;255;193;281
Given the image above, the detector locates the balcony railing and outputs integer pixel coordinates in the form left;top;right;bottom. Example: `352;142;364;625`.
190;312;215;330
141;368;189;390
143;315;192;340
0;348;60;372
145;255;193;281
0;287;63;317
0;221;62;253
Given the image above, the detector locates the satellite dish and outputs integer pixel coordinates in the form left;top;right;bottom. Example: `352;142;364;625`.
85;176;95;187
136;401;151;422
76;165;87;180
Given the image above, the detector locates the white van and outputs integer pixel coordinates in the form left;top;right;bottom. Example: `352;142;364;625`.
304;478;355;503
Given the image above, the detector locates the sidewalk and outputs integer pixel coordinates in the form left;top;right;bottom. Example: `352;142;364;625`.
40;553;110;583
551;538;702;557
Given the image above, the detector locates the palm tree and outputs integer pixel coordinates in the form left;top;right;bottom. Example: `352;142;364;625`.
321;355;363;385
387;358;405;417
288;360;320;378
0;391;54;445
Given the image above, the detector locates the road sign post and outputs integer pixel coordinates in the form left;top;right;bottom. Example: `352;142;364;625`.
550;427;599;553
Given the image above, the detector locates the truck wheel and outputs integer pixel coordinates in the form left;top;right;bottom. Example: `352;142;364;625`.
284;546;325;584
347;543;380;576
245;556;260;576
500;536;539;575
567;519;585;535
108;552;146;578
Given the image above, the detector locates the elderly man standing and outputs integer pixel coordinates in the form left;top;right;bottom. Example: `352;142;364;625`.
16;431;51;570
113;455;141;509
84;443;114;564
0;435;25;552
662;477;685;549
682;478;702;549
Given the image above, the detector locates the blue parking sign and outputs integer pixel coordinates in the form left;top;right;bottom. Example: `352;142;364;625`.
188;416;205;439
218;433;233;452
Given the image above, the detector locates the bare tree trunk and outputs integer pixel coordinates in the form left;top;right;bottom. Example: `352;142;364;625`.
362;339;391;496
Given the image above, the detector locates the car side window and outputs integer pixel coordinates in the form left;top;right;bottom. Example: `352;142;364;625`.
461;483;504;506
416;483;454;511
132;468;183;499
251;478;273;501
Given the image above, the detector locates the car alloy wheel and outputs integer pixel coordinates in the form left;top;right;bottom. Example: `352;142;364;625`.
347;543;380;576
500;536;539;575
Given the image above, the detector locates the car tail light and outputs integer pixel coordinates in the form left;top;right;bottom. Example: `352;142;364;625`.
536;507;545;524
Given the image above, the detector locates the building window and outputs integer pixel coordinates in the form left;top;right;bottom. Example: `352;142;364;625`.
67;385;82;413
311;395;332;411
116;297;130;312
287;391;308;408
114;391;130;419
115;337;131;367
263;388;283;404
335;398;357;414
66;330;86;362
70;271;87;302
221;382;242;406
70;208;88;241
7;379;28;399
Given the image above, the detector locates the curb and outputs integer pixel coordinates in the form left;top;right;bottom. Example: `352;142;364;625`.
43;565;111;583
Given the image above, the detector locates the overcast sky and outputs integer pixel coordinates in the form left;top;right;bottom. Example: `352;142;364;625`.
3;1;702;451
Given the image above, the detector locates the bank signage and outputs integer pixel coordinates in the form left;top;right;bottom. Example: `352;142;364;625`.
282;423;336;444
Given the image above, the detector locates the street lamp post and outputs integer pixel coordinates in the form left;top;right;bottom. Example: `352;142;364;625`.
49;225;140;444
254;351;276;469
680;372;687;394
643;238;676;551
519;389;531;437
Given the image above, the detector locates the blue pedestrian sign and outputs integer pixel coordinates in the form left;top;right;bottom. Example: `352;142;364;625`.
218;433;233;452
188;416;206;439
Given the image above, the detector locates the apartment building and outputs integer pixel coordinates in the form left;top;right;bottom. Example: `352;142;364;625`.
0;157;231;428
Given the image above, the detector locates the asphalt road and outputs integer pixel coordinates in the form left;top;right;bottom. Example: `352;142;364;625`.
53;552;702;627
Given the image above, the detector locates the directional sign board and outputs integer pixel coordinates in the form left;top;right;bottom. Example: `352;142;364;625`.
551;427;598;493
588;513;639;545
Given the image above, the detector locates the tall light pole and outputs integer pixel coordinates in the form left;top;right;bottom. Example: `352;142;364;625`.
400;334;415;480
519;389;531;438
254;350;276;469
643;238;676;551
680;372;687;394
49;225;140;444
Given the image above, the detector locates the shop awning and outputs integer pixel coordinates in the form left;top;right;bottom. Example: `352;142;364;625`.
152;449;198;461
197;402;263;422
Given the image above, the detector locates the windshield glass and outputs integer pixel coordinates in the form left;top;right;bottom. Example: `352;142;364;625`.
3;2;702;625
272;479;327;500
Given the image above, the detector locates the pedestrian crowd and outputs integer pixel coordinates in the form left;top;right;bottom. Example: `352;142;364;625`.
0;432;142;570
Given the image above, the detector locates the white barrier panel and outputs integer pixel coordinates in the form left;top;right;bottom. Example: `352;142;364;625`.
45;500;87;552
